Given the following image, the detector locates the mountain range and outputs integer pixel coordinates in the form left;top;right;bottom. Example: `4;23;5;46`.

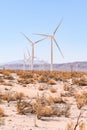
0;60;87;72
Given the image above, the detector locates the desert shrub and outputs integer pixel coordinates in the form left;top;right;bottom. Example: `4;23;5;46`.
2;92;25;102
52;103;70;117
37;106;53;119
72;75;87;86
2;82;13;86
1;93;10;101
63;83;72;91
14;92;25;101
4;75;14;80
50;87;57;93
79;121;86;130
52;95;62;103
75;91;87;109
18;79;30;85
0;108;5;117
35;93;70;119
16;100;35;115
38;86;45;91
66;112;86;130
0;78;4;84
28;78;35;84
20;74;33;79
38;75;48;83
78;79;87;86
47;79;56;85
0;117;5;126
65;122;74;130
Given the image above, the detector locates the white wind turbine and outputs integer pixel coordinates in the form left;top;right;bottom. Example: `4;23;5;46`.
21;32;45;70
26;48;32;70
34;20;64;71
26;48;36;70
23;53;27;71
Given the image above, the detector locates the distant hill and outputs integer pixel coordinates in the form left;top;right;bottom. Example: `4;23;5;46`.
0;60;87;72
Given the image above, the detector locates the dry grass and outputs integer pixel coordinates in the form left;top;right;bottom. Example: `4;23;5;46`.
66;122;74;130
47;79;56;85
0;117;5;126
79;121;86;130
52;95;62;103
16;100;35;115
0;108;5;117
50;87;57;93
0;78;4;84
0;70;87;85
2;92;25;102
34;93;71;119
75;91;87;109
38;86;45;91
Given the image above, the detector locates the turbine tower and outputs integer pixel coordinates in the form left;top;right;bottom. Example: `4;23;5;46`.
23;53;27;71
21;32;45;70
34;19;64;71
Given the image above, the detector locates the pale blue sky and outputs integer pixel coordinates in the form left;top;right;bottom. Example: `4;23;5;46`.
0;0;87;64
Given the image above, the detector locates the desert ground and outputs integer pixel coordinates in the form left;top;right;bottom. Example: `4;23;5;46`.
0;70;87;130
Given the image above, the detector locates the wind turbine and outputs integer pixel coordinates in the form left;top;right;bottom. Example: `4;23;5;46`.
34;19;64;71
21;32;45;70
23;53;27;71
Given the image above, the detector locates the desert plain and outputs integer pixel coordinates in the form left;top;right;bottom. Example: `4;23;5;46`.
0;70;87;130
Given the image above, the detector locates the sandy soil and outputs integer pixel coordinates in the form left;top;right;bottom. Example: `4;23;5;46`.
0;71;87;130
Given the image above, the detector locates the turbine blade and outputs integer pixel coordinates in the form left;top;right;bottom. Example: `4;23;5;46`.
35;38;46;44
26;48;30;57
33;33;50;38
24;53;26;61
53;19;63;35
53;38;64;58
21;32;33;45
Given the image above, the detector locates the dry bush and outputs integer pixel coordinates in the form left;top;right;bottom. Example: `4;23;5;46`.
35;93;70;119
0;108;5;117
52;103;70;117
63;83;71;91
2;82;13;86
0;117;5;126
28;78;35;84
79;121;86;130
35;94;53;119
50;87;57;93
65;122;74;130
52;95;62;103
78;79;87;86
72;78;87;86
0;78;4;84
37;106;53;119
36;101;71;118
4;75;14;80
19;73;33;79
0;70;14;80
75;91;87;109
16;100;35;115
66;112;86;130
2;92;25;102
38;75;48;83
2;93;9;101
18;79;30;85
38;86;45;91
47;79;56;85
14;92;25;101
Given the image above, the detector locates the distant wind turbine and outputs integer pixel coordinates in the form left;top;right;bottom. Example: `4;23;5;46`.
34;19;64;71
21;32;45;70
23;53;27;71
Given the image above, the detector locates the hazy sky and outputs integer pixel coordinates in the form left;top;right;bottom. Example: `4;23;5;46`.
0;0;87;64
